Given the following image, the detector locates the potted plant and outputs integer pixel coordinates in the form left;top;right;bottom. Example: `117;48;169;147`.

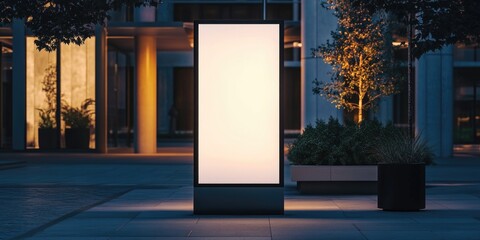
61;98;95;149
288;118;394;194
36;65;57;149
374;131;433;211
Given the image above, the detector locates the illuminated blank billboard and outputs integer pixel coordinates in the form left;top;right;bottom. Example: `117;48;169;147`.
195;22;283;185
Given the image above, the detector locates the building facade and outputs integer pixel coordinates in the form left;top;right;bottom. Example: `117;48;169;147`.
0;0;478;157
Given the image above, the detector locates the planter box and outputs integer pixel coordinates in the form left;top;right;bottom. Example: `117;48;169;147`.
291;165;377;194
38;128;57;149
65;128;90;149
378;163;425;211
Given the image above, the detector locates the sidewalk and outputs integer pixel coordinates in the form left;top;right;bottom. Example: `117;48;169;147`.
0;149;479;240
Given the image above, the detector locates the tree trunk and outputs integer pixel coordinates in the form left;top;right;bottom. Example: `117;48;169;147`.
358;97;363;124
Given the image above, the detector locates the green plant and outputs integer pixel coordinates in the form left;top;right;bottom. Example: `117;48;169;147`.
288;117;396;165
61;98;95;129
37;65;57;129
374;131;434;164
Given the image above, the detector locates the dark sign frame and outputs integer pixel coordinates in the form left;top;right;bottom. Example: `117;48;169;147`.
194;20;284;188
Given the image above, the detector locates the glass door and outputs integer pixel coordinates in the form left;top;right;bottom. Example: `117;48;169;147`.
454;68;480;144
0;40;13;149
26;37;96;149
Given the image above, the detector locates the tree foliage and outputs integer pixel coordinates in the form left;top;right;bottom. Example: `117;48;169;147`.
312;0;397;123
352;0;480;137
0;0;159;51
354;0;480;57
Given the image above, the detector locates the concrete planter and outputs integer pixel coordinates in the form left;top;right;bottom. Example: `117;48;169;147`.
291;165;377;194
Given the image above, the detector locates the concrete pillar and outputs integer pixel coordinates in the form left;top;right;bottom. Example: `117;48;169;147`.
157;1;173;22
95;26;108;153
416;46;453;158
375;96;393;125
301;0;342;128
134;36;157;153
157;67;173;134
12;19;26;150
134;6;156;22
133;6;157;153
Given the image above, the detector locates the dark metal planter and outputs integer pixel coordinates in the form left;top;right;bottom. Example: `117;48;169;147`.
38;128;57;149
65;128;90;149
378;163;425;211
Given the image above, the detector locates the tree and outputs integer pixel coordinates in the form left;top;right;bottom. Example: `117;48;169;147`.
0;0;159;51
353;0;480;137
312;0;397;124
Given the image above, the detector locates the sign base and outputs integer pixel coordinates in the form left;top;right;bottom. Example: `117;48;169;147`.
194;187;284;215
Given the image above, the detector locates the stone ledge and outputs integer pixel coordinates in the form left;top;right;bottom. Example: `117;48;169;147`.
290;165;377;181
291;165;377;194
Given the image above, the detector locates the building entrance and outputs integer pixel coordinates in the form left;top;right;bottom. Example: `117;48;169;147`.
454;68;480;144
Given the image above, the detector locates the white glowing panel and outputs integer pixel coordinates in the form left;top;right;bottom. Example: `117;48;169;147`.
198;23;280;184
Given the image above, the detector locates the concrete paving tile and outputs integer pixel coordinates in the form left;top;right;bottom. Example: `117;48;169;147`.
270;218;358;234
168;192;194;199
34;218;130;237
332;195;377;201
426;194;479;200
361;230;436;240
190;218;270;237
412;217;480;224
432;230;480;240
343;210;415;219
353;223;428;231
104;199;166;206
74;210;139;219
152;199;193;211
422;223;480;231
418;209;480;218
109;238;269;240
436;200;480;210
26;237;108;240
272;230;365;240
91;203;161;212
119;190;176;200
285;199;340;211
283;210;346;219
332;200;377;210
423;201;447;210
348;218;417;224
136;209;196;219
112;219;197;237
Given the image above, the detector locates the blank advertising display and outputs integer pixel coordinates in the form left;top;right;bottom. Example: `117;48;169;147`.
194;21;284;214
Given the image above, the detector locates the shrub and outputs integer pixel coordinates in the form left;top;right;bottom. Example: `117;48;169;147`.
373;131;434;165
288;117;397;165
61;98;95;129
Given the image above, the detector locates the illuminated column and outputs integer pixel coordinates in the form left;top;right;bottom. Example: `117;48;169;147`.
133;5;157;153
134;36;157;153
301;0;342;128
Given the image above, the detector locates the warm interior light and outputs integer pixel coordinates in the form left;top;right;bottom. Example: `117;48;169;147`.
198;23;280;184
26;38;95;148
392;41;408;47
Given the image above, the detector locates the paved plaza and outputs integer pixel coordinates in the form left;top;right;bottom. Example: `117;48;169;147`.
1;144;480;239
